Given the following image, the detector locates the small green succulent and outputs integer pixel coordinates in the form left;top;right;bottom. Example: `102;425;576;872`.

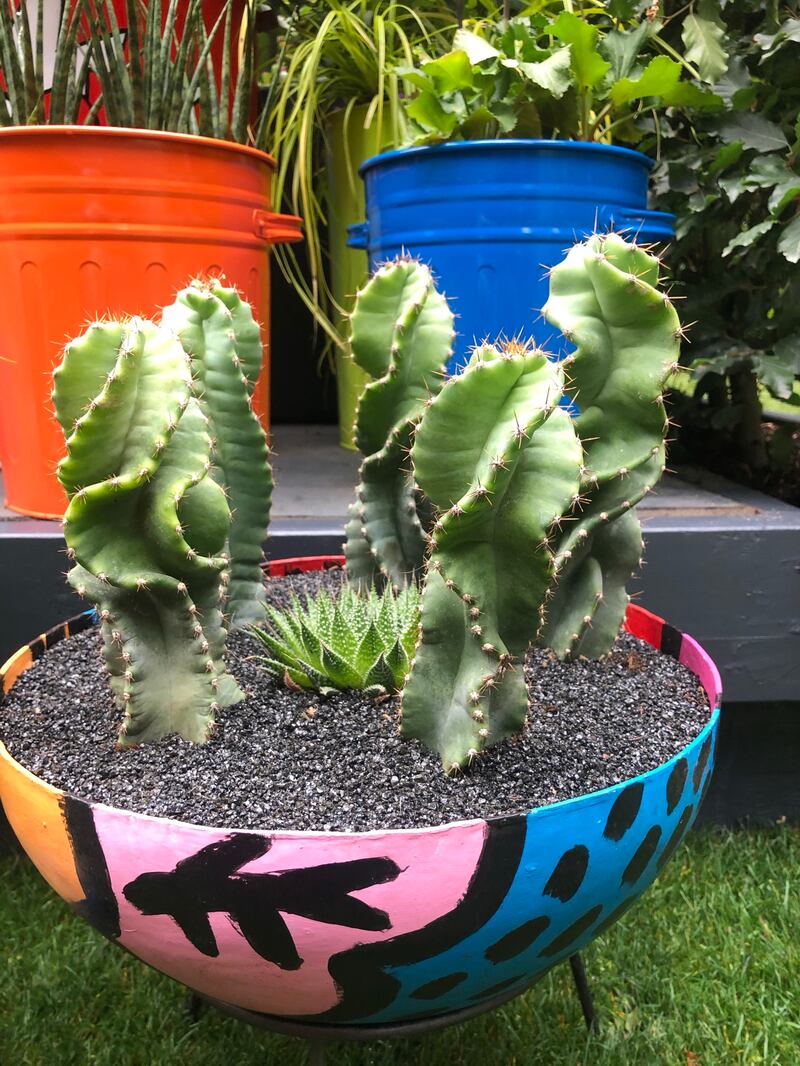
251;584;420;697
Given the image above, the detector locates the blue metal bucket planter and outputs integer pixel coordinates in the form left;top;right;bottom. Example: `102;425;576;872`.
348;140;674;373
0;559;719;1027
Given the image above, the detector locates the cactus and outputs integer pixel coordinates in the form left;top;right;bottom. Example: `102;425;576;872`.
344;258;454;588
400;344;583;771
162;280;272;627
53;317;242;746
539;234;679;660
252;584;420;696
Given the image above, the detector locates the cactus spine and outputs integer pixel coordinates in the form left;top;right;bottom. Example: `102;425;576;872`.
53;318;242;746
162;280;272;627
539;234;679;659
401;344;583;771
344;258;454;588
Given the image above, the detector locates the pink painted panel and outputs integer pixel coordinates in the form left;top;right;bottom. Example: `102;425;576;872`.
679;633;722;710
92;807;486;1015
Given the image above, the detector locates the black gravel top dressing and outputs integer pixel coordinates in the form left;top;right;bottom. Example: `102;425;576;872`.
0;569;710;833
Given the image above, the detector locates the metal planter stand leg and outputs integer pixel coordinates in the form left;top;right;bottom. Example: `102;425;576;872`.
186;951;597;1062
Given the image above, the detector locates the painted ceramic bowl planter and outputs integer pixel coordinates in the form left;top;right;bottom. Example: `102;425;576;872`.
0;558;721;1027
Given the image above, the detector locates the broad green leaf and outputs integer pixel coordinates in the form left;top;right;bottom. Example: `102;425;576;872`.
453;28;499;65
721;220;776;257
551;12;610;92
601;22;651;83
709;140;744;176
717;113;789;152
611;55;722;110
777;215;800;263
682;13;728;83
517;47;573;99
760;337;800;399
421;49;474;93
406;90;459;136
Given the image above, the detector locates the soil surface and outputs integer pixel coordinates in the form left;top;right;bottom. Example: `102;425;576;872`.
0;569;711;832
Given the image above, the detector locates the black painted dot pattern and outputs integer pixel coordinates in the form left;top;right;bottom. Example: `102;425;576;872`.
693;736;712;791
666;758;688;815
538;904;604;958
603;782;644;841
485;916;551;964
410;972;468;1000
621;825;662;886
470;974;526;1001
656;805;694;872
542;845;589;902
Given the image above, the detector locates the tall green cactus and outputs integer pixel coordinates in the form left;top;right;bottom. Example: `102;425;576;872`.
401;344;583;772
539;234;679;660
53;317;242;746
162;280;272;627
344;258;454;588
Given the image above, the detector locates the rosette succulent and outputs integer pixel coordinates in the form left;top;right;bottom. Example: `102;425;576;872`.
252;584;420;697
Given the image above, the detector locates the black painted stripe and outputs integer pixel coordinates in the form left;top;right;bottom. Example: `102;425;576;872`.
62;795;121;941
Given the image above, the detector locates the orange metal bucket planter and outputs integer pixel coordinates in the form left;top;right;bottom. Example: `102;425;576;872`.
0;126;302;519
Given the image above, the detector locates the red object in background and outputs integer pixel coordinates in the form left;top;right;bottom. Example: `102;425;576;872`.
0;126;301;520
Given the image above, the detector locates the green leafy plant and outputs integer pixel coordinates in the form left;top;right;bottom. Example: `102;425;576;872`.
52;281;272;746
252;583;420;696
258;0;456;352
398;5;722;145
344;233;678;770
652;0;800;490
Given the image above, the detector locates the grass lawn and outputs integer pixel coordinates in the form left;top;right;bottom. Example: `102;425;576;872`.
1;825;798;1066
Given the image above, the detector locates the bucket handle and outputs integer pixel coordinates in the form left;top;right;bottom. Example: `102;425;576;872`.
253;210;304;245
597;205;675;241
347;222;369;251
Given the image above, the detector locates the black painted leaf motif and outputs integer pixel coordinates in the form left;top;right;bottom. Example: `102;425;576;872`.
123;834;401;970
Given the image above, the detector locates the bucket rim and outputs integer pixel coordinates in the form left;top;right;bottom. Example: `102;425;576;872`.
359;138;653;178
0;125;276;169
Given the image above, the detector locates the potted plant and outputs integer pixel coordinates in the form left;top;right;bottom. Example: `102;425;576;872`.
652;0;800;505
0;236;720;1029
261;0;455;447
348;1;725;377
0;0;302;520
